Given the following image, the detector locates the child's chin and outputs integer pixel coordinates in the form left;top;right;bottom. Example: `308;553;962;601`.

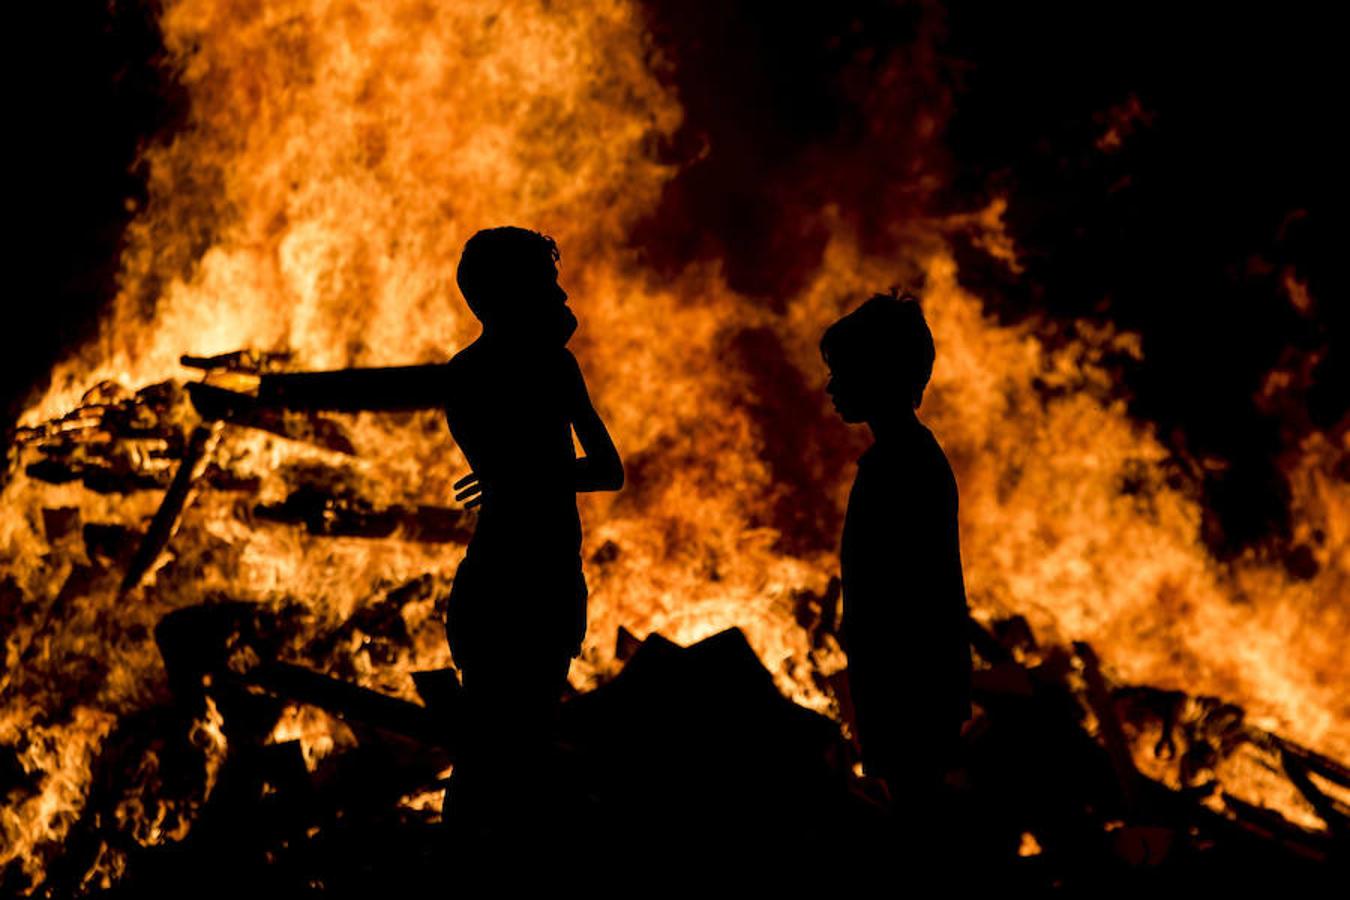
559;311;578;342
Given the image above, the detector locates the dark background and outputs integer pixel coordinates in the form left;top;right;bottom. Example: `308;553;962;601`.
10;1;1344;563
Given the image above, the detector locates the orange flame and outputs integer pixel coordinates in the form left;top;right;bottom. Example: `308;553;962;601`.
2;0;1346;887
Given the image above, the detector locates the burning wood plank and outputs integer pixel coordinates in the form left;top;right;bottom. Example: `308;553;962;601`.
180;349;294;374
120;352;447;593
17;374;355;494
18;381;188;493
253;485;471;543
968;616;1344;863
185;382;356;454
241;662;451;749
1075;640;1142;812
120;421;223;594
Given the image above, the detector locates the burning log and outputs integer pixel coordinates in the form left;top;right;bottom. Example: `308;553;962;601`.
17;381;186;492
1273;737;1350;822
152;601;455;830
252;485;401;539
964;616;1344;872
16;373;345;510
16;360;360;501
116;351;445;594
120;421;223;594
112;354;459;596
24;455;171;494
242;662;448;749
1280;749;1350;840
253;485;471;543
179;349;294;373
40;506;81;543
154;601;456;754
19;592;1343;895
1075;640;1142;812
184;382;356;454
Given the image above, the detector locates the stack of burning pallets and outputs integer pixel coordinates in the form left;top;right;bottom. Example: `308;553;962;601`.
6;355;1345;895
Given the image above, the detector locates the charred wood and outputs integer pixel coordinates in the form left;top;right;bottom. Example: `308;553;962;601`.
242;662;446;749
186;382;355;454
27;602;1344;895
254;485;470;543
613;624;642;661
40;506;81;542
969;615;1345;869
180;350;293;374
411;669;462;719
1075;640;1143;812
121;422;222;594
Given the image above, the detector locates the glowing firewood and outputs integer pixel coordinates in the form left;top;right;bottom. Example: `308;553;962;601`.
118;420;223;595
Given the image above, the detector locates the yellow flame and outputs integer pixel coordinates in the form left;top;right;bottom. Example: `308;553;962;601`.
2;0;1347;887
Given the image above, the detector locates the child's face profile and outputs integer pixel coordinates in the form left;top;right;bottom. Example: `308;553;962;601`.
825;358;873;424
537;262;578;345
500;258;576;346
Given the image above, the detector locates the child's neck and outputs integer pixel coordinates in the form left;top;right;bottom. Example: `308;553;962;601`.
867;406;922;445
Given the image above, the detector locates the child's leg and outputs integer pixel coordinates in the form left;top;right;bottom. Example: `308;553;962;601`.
451;638;572;832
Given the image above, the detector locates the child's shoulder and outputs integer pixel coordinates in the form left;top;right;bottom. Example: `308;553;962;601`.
870;425;957;493
446;339;488;371
442;344;486;398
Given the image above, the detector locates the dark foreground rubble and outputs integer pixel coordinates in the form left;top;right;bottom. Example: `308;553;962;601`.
14;600;1341;898
7;372;1345;894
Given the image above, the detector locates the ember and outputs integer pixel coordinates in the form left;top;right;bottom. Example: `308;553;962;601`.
4;0;1345;893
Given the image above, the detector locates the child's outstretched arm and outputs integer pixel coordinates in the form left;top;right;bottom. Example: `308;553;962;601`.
566;351;623;492
187;364;449;419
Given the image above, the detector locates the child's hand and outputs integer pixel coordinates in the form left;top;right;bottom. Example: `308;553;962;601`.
454;472;484;509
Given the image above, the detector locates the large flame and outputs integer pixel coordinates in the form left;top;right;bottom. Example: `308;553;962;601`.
2;0;1346;887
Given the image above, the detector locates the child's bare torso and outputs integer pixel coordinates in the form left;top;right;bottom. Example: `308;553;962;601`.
443;339;582;567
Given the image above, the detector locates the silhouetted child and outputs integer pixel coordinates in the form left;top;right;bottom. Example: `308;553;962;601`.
820;293;972;826
441;226;623;840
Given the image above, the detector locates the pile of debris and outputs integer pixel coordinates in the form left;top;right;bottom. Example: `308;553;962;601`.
5;359;1344;894
14;599;1339;896
13;356;473;594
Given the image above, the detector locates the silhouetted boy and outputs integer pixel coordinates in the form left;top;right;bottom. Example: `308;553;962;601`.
821;293;971;817
442;226;623;836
